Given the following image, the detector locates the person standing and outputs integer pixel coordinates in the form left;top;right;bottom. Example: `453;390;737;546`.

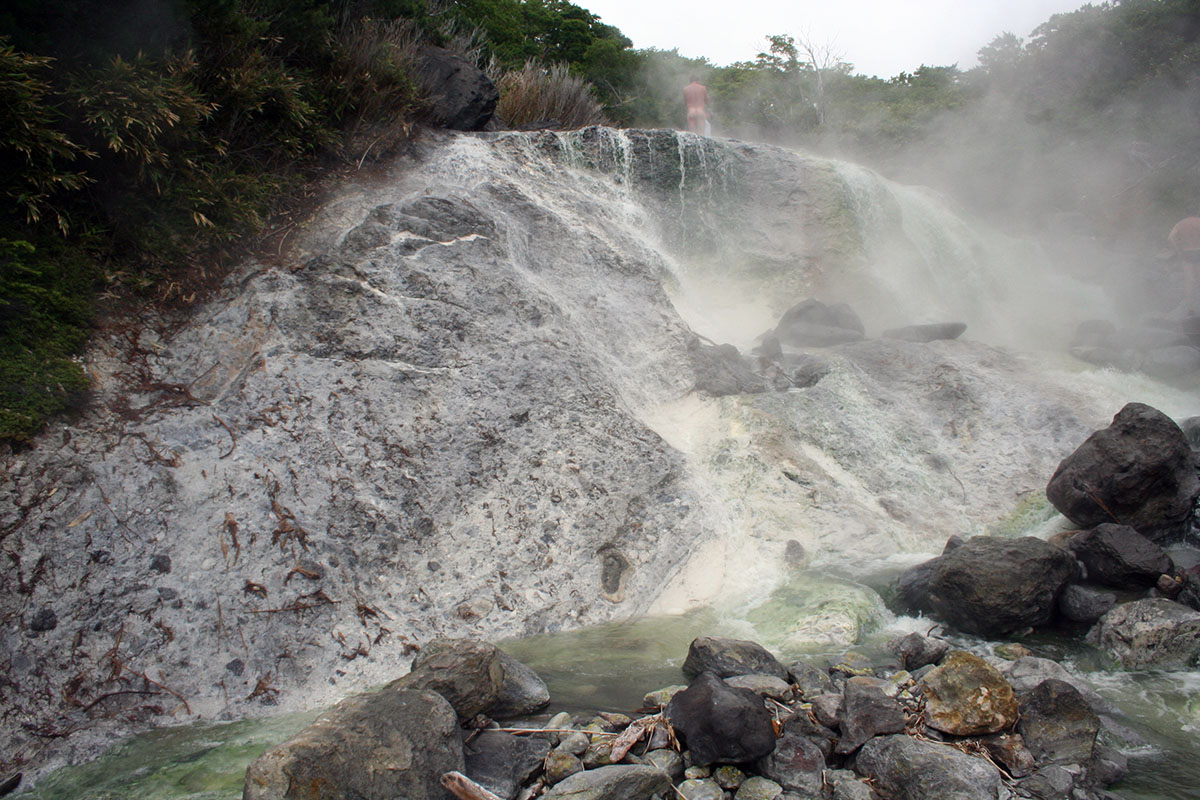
1168;211;1200;314
683;76;709;135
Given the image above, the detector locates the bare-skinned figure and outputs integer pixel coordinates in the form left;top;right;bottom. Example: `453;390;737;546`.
683;76;709;134
1168;210;1200;315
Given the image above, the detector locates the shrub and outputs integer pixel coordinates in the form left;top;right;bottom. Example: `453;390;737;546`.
493;60;608;129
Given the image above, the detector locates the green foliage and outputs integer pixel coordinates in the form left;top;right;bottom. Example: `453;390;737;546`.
0;236;92;441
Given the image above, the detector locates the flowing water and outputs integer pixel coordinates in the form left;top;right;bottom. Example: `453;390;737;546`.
14;128;1200;798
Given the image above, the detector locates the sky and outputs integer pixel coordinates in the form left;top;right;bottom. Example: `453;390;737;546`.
580;0;1089;78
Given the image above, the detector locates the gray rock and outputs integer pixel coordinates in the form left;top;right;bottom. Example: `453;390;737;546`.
558;731;590;756
882;322;967;342
1017;764;1076;799
1090;743;1127;786
544;750;584;785
789;354;833;388
1068;524;1174;590
677;778;724;800
855;734;1002;800
920;650;1018;736
644;748;684;781
835;676;907;754
1087;597;1200;669
979;732;1036;778
774;299;865;347
242;687;462;800
735;776;783;800
756;723;826;796
999;657;1111;712
464;730;551;800
542;764;672;800
28;608;57;633
886;631;950;670
786;661;832;698
1017;679;1099;766
683;637;788;680
690;340;769;395
713;765;747;789
724;673;793;700
396;639;504;721
415;46;498;131
809;693;842;729
493;649;552;718
824;769;875;800
903;536;1077;635
666;671;777;766
643;685;687;709
1046;402;1199;541
1057;584;1117;624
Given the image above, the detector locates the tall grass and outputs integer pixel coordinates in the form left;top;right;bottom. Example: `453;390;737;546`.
493;61;608;130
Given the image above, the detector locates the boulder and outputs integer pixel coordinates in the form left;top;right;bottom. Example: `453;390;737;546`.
903;536;1076;635
755;723;826;796
1087;597;1200;669
397;639;549;721
881;322;967;342
920;650;1018;736
683;637;788;680
1045;403;1199;540
1016;679;1099;766
886;631;950;670
665;671;777;766
785;661;833;698
243;687;462;800
1056;584;1117;624
854;734;1002;800
979;733;1036;778
724;673;793;700
1068;523;1174;589
998;657;1111;713
541;764;672;800
415;46;498;131
773;299;865;347
835;676;907;754
464;730;551;800
689;340;769;396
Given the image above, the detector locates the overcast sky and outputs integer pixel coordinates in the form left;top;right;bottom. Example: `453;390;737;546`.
581;0;1088;78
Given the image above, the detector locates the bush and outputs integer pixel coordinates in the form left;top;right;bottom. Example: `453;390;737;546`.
493;60;607;129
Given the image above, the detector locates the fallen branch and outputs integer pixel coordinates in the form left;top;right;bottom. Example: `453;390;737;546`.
441;771;503;800
111;659;191;715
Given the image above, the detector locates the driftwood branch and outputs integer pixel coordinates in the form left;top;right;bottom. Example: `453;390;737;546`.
441;771;503;800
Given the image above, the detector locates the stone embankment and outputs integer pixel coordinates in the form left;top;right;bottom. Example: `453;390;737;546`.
242;635;1131;800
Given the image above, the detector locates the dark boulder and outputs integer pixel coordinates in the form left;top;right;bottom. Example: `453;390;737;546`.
689;340;769;396
900;536;1076;635
881;322;967;342
1068;524;1174;589
773;299;865;347
755;723;826;796
464;730;551;800
397;638;548;721
834;677;907;754
415;46;498;131
243;687;462;800
855;734;1002;800
683;636;787;680
1056;584;1117;624
1016;679;1100;767
1045;403;1199;541
665;671;776;766
886;631;949;670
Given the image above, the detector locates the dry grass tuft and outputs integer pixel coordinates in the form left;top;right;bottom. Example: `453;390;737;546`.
493;61;608;130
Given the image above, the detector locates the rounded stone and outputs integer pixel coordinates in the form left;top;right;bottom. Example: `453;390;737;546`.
920;650;1018;736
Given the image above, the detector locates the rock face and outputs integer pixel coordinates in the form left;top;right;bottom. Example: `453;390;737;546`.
855;734;1002;800
1046;403;1199;540
920;651;1018;736
1088;597;1200;669
242;686;462;800
415;46;498;131
881;322;967;342
1068;524;1173;589
665;672;776;766
900;536;1076;635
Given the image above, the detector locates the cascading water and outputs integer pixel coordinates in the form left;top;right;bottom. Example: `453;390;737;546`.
10;128;1200;799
